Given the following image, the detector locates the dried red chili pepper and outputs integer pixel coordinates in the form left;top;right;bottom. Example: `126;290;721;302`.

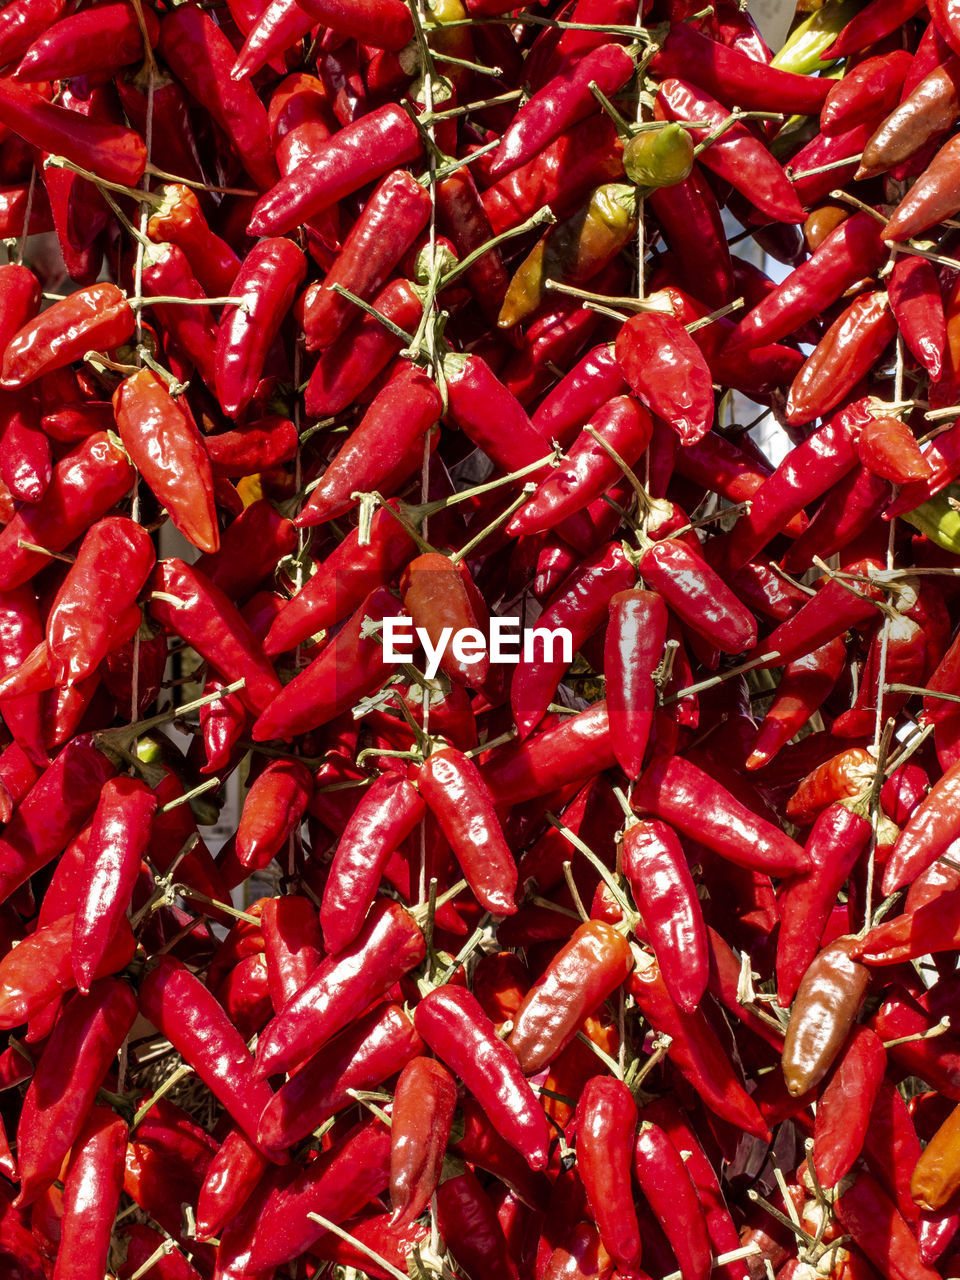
622;818;708;1013
633;1115;712;1280
418;745;518;915
813;1025;887;1187
254;897;425;1077
389;1055;457;1225
17;977;137;1205
320;774;425;954
615;311;714;445
258;1002;421;1154
506;920;633;1073
236;758;313;872
835;1173;940;1280
52;1104;127;1280
415;984;552;1170
575;1076;642;1272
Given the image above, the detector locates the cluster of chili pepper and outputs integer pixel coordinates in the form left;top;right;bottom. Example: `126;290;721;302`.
4;0;960;1277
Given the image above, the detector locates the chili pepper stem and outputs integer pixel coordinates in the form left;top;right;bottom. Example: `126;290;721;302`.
882;1016;951;1049
15;540;75;564
543;280;674;312
627;1032;671;1089
175;885;261;925
126;1240;178;1280
438;206;557;291
662;652;781;703
131;1061;194;1130
96;677;246;753
451;484;536;563
747;1190;818;1246
544;812;636;921
561;861;590;922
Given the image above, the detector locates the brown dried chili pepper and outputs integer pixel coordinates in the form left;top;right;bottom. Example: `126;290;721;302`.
414;984;552;1171
506;920;634;1074
400;553;491;689
389;1055;457;1226
781;935;871;1097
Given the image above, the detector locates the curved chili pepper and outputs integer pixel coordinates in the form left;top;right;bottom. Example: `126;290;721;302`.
389;1056;457;1225
835;1173;940;1280
0;0;67;67
787;294;897;425
418;745;518;915
158;6;276;190
1;285;134;390
320;774;426;954
254;897;425;1077
252;584;394;740
214;237;305;418
415;984;551;1169
776;802;871;1008
52;1105;127;1280
752;558;885;668
622;818;708;1013
882;757;960;894
303;170;430;351
509;397;652;538
249;102;422;236
747;638;846;771
632;753;809;875
813;1025;887;1187
575;1076;642;1272
633;1115;712;1280
148;558;281;715
258;1002;421;1154
652;22;828;112
781;935;870;1096
17;1;157;82
235;758;312;872
482;700;615;806
489;43;635;180
658;78;803;224
146;183;240;300
507;920;633;1074
296;364;441;527
16;977;137;1206
306;279;423;416
140;956;275;1155
638;536;757;653
884;133;960;241
628;958;770;1137
859;58;960;180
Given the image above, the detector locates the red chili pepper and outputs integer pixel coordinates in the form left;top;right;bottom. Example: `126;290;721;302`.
776;803;871;1008
436;1169;518;1280
320;774;426;954
52;1104;127;1280
825;0;924;55
444;352;550;476
0;733;115;906
139;956;275;1154
401;553;492;689
195;1127;269;1243
489;44;635;180
252;584;394;741
482;700;616;805
638;536;757;654
260;894;322;1012
628;957;769;1137
145;183;240;299
17;2;157;81
633;1115;712;1280
575;1076;642;1272
506;920;633;1073
389;1055;456;1225
296;364;442;528
305;279;423;416
813;1025;887;1187
622;818;708;1013
0;79;145;187
1;285;134;390
658;78;803;224
72;776;155;994
603;588;668;779
746;638;846;771
148;558;281;715
254;897;425;1077
249;102;423;236
631;753;809;875
418;745;518;915
882;756;960;894
236;758;313;872
752;558;885;668
43;516;154;688
615;311;714;445
158;6;277;190
258;1002;421;1154
0;0;67;67
0;394;49;504
835;1173;940;1280
415;984;551;1169
204;415;299;479
214;237;305;418
16;977;137;1206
